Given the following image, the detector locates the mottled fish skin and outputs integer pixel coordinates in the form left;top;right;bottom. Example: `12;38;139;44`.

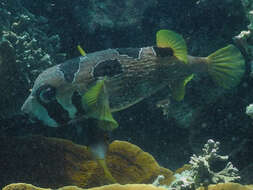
21;46;203;127
107;47;199;111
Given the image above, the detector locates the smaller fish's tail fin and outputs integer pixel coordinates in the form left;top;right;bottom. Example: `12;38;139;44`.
206;44;245;89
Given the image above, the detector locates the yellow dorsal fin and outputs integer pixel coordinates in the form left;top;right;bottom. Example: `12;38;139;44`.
77;45;86;56
170;74;194;101
82;78;118;131
156;29;188;63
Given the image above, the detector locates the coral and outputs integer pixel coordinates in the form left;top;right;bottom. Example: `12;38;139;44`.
0;0;66;118
3;182;253;190
108;141;174;185
197;183;253;190
167;170;195;190
76;184;167;190
73;0;157;34
3;183;168;190
152;175;166;187
241;0;253;31
234;0;253;72
0;136;173;188
0;39;20;117
0;40;16;75
155;140;240;190
3;183;51;190
189;139;240;187
246;104;253;118
174;165;192;174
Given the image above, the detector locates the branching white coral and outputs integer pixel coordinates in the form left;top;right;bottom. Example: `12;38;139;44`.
154;139;240;190
190;139;240;187
169;170;195;190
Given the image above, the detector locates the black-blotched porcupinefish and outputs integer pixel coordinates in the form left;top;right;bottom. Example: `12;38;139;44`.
21;29;245;182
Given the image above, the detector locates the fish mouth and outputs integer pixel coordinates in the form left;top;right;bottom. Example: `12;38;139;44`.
21;95;59;127
21;95;34;115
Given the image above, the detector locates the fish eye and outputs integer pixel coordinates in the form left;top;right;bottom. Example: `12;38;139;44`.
36;85;56;104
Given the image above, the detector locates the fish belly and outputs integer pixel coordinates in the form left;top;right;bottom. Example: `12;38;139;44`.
108;78;166;112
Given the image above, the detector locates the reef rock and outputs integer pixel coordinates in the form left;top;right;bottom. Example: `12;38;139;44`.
0;0;66;118
241;0;253;31
235;0;253;123
0;136;173;188
73;0;157;34
234;0;253;66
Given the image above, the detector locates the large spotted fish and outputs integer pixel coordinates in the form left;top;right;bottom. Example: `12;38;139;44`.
21;29;245;182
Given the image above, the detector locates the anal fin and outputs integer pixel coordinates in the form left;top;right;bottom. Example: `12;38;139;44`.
170;74;194;101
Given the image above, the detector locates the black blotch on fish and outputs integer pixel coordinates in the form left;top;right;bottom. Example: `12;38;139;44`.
116;48;141;58
40;99;70;125
59;57;80;83
36;85;70;125
153;47;173;57
94;59;123;78
72;91;86;116
36;84;56;103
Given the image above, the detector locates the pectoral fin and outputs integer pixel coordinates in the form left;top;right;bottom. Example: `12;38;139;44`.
170;74;194;101
82;78;118;131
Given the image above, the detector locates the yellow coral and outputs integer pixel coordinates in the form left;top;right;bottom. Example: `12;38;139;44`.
174;164;192;174
107;140;174;185
3;183;51;190
3;183;168;190
0;136;173;188
83;184;167;190
4;182;253;190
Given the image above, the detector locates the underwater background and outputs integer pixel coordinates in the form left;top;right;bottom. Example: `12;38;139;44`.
0;0;253;189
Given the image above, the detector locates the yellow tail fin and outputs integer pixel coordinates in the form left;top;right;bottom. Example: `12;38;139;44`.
207;45;245;89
